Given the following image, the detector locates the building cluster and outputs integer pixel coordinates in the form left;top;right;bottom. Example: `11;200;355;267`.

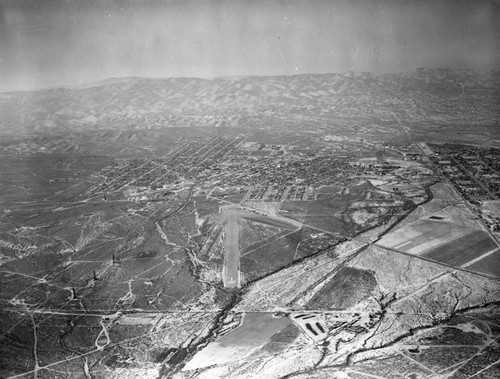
244;185;316;201
85;136;244;196
86;138;437;214
429;143;500;237
429;144;500;201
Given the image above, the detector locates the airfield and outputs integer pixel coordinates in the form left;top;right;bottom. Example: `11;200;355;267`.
1;131;499;379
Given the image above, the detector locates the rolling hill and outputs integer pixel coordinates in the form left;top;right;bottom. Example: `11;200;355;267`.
1;68;498;138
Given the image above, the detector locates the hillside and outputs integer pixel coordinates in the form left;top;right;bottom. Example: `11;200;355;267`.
1;68;499;138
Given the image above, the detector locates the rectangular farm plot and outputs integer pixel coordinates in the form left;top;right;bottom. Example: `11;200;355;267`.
465;249;500;278
422;230;498;267
377;220;472;255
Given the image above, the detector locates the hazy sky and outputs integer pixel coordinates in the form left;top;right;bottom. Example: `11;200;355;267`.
1;0;499;90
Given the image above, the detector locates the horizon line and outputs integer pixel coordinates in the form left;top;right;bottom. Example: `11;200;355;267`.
1;66;497;94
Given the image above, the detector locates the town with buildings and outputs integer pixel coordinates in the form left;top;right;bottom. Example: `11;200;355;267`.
1;69;499;379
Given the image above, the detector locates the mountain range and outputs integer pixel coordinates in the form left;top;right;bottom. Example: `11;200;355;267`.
0;68;499;137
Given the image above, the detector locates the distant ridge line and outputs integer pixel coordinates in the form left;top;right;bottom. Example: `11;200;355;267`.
2;67;499;93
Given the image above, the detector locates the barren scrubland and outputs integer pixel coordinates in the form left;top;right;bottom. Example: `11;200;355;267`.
1;69;500;378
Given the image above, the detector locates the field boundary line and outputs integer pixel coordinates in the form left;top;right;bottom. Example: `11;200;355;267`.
371;241;500;282
461;247;499;268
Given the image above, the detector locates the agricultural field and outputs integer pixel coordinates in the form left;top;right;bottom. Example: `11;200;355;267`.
191;236;500;379
423;230;498;267
376;181;500;278
466;250;500;278
377;219;473;255
1;133;499;378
